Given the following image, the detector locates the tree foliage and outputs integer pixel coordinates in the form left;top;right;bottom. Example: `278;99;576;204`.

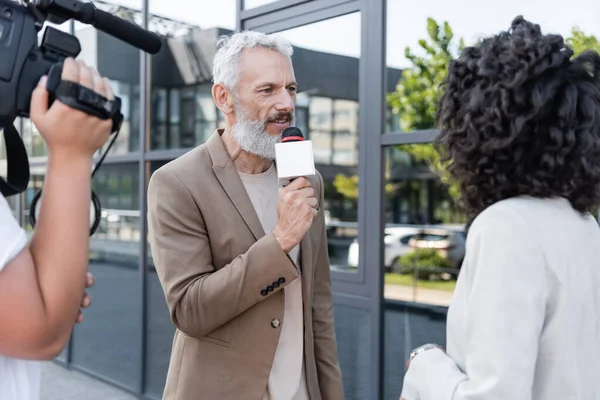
567;26;600;55
332;19;600;202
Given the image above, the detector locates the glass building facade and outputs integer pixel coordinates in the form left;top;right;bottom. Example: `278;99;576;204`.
1;0;598;399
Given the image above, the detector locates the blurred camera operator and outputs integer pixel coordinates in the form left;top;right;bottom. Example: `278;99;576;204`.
0;57;114;400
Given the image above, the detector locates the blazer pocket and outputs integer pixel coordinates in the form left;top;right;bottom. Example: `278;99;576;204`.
200;335;230;348
201;324;230;348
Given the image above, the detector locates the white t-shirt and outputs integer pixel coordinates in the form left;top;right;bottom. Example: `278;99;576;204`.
0;193;41;400
237;163;310;400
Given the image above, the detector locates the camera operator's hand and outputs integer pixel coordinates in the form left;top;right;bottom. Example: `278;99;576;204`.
30;57;114;158
75;272;94;324
273;177;319;253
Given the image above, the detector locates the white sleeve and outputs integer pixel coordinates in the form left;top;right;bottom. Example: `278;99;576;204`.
0;194;28;272
401;204;548;400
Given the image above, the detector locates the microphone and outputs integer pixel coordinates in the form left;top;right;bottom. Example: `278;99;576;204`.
77;2;163;54
275;127;316;186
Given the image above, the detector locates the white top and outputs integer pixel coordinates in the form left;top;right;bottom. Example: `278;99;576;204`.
237;163;309;400
0;194;41;400
402;196;600;400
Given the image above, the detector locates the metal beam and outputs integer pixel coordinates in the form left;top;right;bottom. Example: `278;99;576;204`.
138;0;150;394
361;0;386;398
381;129;439;146
144;148;191;161
236;0;243;32
240;0;311;21
242;0;360;32
96;152;142;164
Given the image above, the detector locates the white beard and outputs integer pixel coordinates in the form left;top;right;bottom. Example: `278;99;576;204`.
231;103;294;160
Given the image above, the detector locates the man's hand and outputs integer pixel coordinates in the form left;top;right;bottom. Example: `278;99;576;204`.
75;272;94;324
273;177;318;253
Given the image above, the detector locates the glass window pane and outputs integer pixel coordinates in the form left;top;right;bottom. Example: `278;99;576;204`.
333;304;371;399
147;0;234;151
21;120;47;161
384;302;447;400
332;100;358;166
276;13;361;278
74;1;142;154
382;144;465;398
145;161;174;398
382;144;464;305
384;1;600;133
71;162;142;391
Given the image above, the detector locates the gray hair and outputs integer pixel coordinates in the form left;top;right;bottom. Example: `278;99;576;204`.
212;30;294;92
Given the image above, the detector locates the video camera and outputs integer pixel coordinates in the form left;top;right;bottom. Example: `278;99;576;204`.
0;0;162;235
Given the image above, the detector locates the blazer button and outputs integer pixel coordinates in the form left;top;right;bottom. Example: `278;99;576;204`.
272;281;280;288
271;319;280;328
267;285;274;292
278;277;285;284
260;289;268;296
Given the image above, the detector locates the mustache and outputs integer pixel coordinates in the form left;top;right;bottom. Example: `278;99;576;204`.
265;111;294;124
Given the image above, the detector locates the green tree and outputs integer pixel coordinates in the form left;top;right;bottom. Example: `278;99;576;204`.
387;17;463;132
567;27;600;55
333;17;463;200
332;19;600;203
333;172;397;201
387;18;464;201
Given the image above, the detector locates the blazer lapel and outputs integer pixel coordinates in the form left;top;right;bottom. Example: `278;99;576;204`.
207;130;265;241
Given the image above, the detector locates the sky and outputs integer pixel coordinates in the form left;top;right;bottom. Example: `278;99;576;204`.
75;0;599;69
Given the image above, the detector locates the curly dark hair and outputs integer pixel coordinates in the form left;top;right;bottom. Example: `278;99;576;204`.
435;16;600;222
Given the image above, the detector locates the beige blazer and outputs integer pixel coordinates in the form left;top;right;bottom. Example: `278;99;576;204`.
147;130;344;400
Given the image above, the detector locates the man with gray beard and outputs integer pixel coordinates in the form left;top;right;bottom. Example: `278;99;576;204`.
147;30;344;400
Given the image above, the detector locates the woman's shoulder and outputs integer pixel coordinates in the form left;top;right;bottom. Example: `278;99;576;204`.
471;196;533;228
468;196;594;249
472;196;572;227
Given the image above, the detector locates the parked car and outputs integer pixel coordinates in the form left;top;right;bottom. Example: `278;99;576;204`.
407;228;466;270
346;224;467;273
347;226;422;272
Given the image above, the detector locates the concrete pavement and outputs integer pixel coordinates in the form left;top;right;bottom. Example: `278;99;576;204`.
41;362;136;400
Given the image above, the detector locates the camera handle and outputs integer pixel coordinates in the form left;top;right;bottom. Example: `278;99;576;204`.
27;62;123;236
0;124;30;197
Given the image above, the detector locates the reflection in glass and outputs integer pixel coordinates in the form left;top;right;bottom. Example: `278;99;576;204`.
150;84;216;150
145;161;174;398
333;305;370;400
384;302;447;400
380;145;465;306
384;1;600;133
243;0;279;9
73;2;141;154
146;0;235;152
274;13;361;275
21;120;47;160
71;162;141;390
381;144;465;398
